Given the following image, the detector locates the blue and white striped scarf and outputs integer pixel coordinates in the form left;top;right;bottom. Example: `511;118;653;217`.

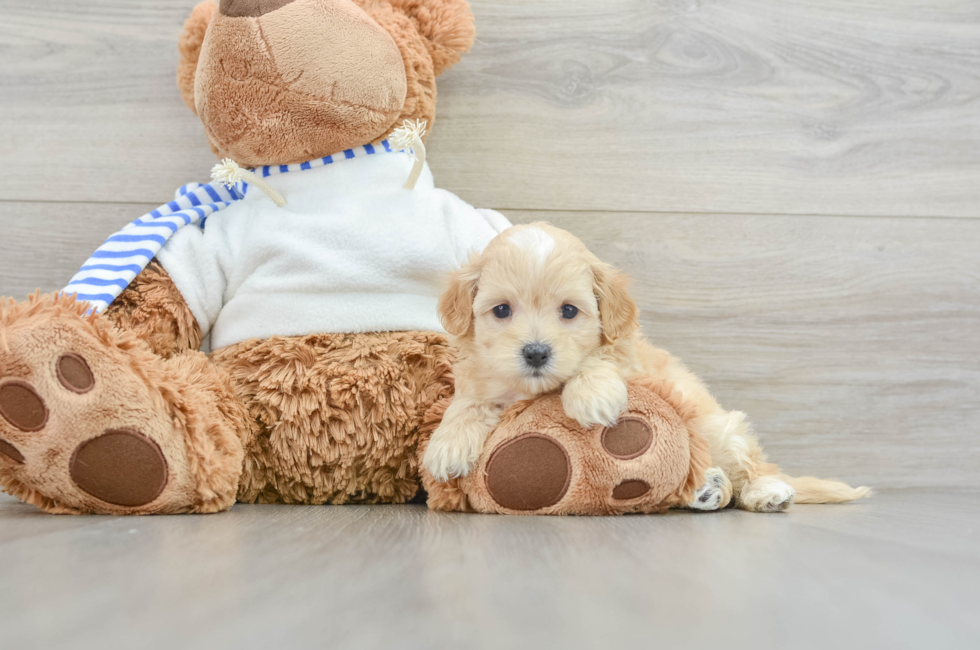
65;141;401;313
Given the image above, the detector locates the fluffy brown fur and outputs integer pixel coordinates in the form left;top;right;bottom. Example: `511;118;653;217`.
419;377;712;515
177;0;475;166
212;331;454;505
177;0;218;113
0;293;246;515
0;0;477;515
380;0;476;76
424;223;871;512
0;287;454;514
104;261;203;358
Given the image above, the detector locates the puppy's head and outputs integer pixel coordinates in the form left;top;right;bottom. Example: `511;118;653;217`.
440;223;639;395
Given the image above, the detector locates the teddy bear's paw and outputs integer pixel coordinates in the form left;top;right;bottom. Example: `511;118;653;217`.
688;467;733;511
0;296;203;515
483;432;573;511
739;476;796;513
443;384;699;515
478;413;676;514
0;360;171;514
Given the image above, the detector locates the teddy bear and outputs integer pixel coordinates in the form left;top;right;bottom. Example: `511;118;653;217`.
0;0;709;516
419;377;712;515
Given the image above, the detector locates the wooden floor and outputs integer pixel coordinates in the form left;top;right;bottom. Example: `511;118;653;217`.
1;1;979;646
1;490;978;649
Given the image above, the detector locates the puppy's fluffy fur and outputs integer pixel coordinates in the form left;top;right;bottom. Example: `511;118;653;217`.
423;223;870;512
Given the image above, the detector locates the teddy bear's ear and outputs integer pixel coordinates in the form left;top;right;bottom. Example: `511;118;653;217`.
177;1;219;114
387;0;477;76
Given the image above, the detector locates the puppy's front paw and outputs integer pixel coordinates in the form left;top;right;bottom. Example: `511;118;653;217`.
423;430;484;483
561;372;629;428
689;467;733;511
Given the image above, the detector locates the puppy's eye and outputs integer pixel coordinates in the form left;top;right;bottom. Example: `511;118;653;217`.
493;304;512;319
561;304;579;320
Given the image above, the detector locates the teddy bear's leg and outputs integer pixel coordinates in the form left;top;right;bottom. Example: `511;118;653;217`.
103;260;203;359
421;381;714;515
0;293;247;514
212;331;455;505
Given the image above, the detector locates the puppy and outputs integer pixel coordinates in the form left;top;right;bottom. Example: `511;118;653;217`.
422;223;870;512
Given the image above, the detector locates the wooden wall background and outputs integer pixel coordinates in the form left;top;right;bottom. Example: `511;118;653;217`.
1;0;977;488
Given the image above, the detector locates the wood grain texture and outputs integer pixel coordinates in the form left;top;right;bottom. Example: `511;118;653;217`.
0;201;156;298
2;4;979;644
435;0;980;216
0;491;977;650
512;210;980;489
2;202;978;488
0;1;978;216
0;1;216;204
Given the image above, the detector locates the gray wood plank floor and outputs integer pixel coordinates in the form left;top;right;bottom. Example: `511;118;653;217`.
1;490;978;650
1;2;978;646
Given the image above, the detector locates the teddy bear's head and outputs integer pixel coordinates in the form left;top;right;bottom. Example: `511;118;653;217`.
177;0;476;167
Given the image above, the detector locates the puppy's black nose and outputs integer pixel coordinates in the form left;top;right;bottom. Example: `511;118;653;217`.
522;343;551;369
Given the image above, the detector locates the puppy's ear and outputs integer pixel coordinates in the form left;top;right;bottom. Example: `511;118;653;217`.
439;258;481;337
177;1;218;114
593;262;639;344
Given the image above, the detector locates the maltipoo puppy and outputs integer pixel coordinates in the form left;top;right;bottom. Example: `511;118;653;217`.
423;223;870;512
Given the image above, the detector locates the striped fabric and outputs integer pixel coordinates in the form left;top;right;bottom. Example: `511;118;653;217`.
64;141;401;313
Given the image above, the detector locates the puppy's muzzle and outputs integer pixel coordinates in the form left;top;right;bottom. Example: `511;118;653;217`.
522;343;551;369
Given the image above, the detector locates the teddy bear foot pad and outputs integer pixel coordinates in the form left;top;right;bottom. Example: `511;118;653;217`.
483;419;661;511
0;295;240;515
0;377;168;507
421;381;712;516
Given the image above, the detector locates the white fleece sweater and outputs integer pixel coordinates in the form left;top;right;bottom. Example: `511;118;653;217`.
153;150;510;350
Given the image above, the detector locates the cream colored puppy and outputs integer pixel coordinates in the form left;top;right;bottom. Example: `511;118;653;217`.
423;223;870;512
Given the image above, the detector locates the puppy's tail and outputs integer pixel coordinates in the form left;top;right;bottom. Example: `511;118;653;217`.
780;475;872;504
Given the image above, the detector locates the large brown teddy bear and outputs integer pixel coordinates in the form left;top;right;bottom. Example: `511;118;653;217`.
0;0;501;514
0;0;709;516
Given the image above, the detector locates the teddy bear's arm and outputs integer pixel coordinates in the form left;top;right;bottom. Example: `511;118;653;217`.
103;260;203;359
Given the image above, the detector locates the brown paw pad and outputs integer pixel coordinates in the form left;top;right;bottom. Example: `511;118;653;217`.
69;429;168;507
0;381;49;432
56;353;95;394
220;0;297;18
612;479;650;500
485;433;571;511
0;439;24;464
601;417;653;459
